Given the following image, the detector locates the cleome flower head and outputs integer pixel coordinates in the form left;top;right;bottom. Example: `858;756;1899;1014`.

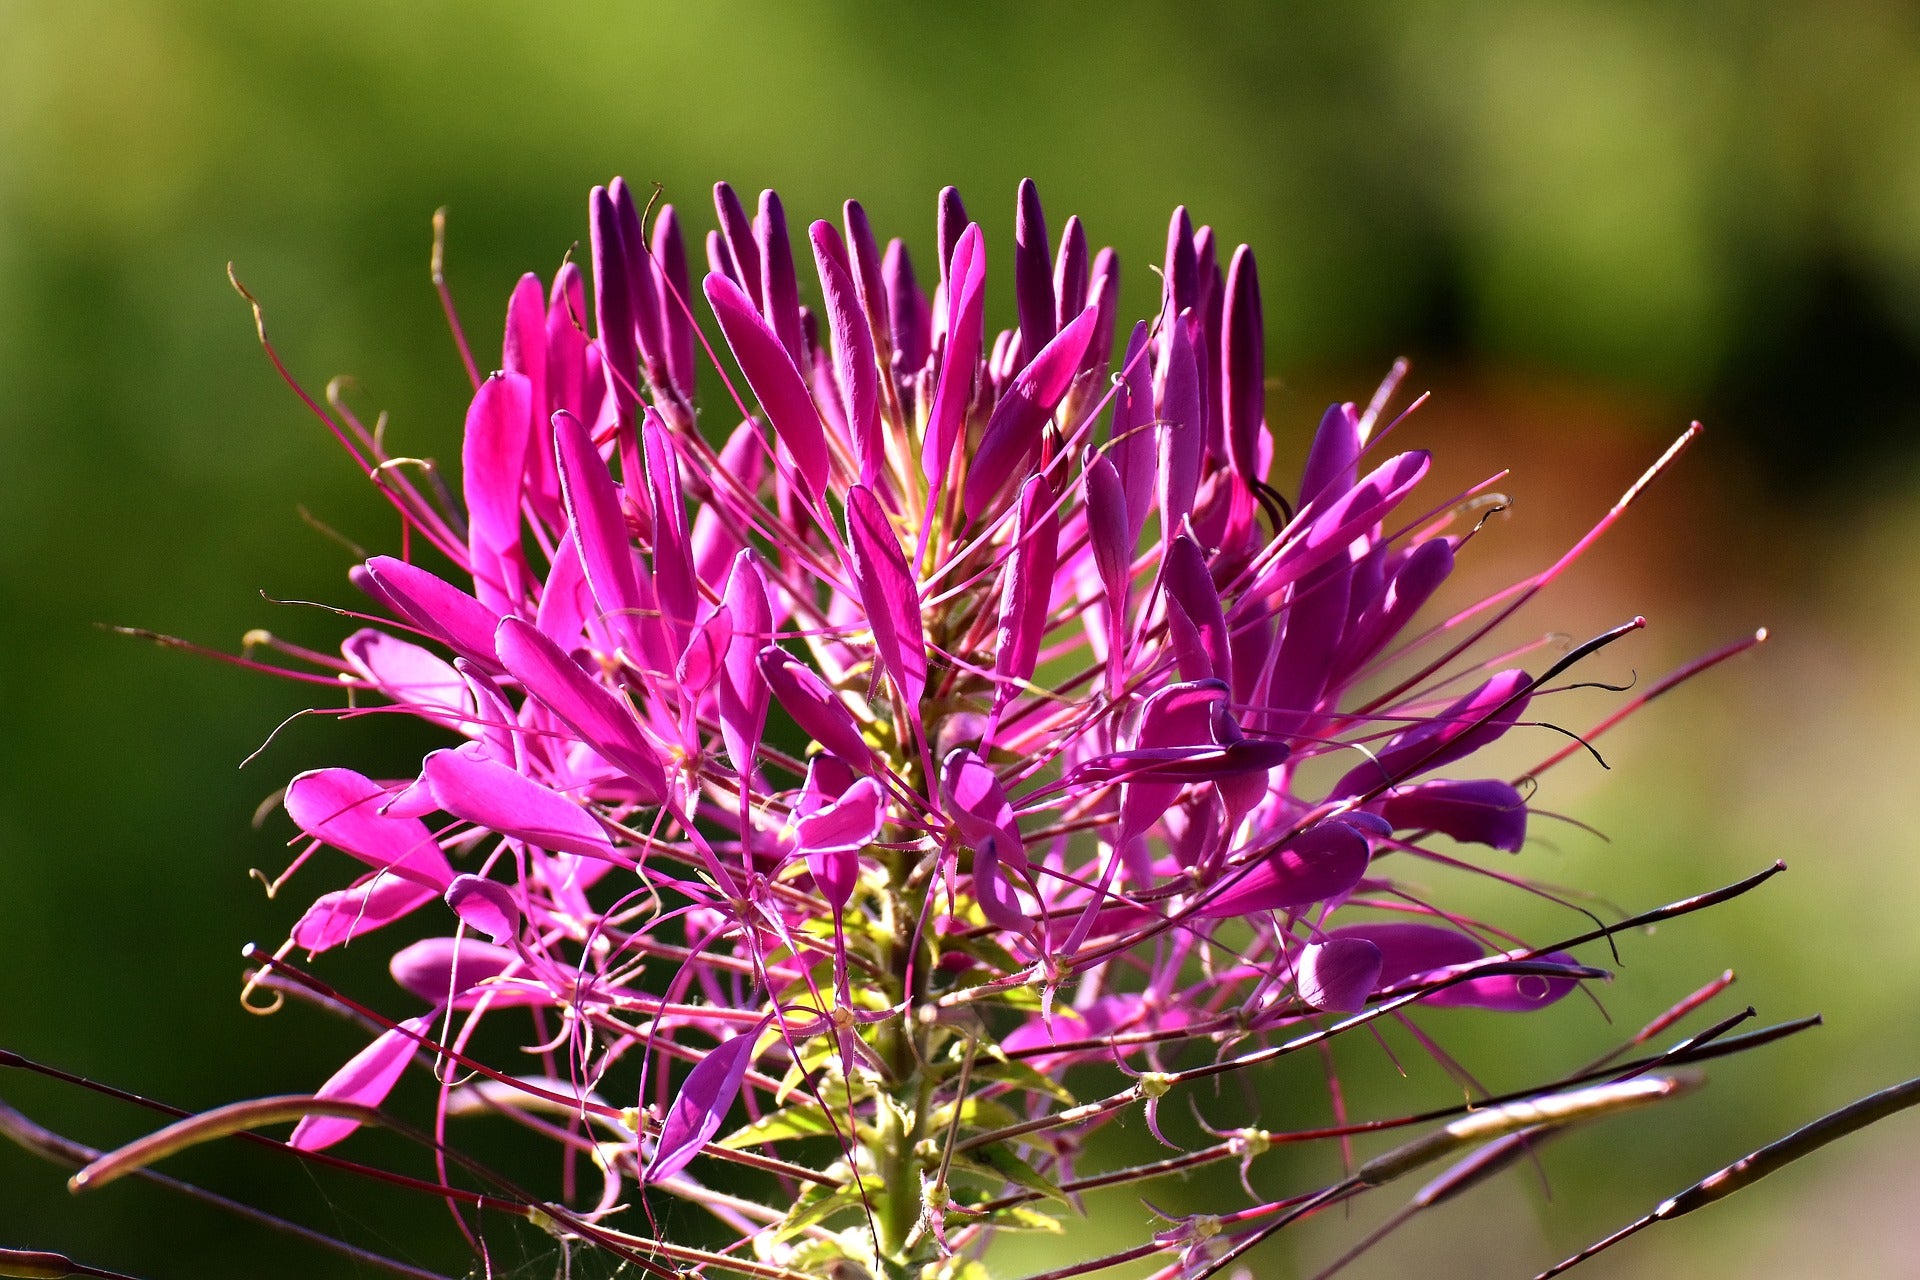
34;175;1902;1280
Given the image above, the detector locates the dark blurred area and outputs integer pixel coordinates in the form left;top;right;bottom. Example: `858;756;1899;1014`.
4;3;1919;1277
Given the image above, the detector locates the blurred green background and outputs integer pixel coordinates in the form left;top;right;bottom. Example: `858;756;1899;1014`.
4;2;1919;1276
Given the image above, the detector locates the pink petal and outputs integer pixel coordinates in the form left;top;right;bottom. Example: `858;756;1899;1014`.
422;748;620;862
444;874;520;944
461;372;533;614
362;557;503;674
962;301;1100;521
341;629;473;733
992;474;1060;701
291;875;438;953
285;768;452;890
757;646;873;769
811;221;883;486
845;486;927;713
390;937;518;1004
923;224;985;485
1197;819;1371;917
1330;669;1532;800
494;617;668;802
552;410;651;665
1298;938;1382;1013
1162;534;1231;686
288;1015;432;1152
644;1019;768;1184
795;775;884;909
704;272;829;503
1376;778;1528;852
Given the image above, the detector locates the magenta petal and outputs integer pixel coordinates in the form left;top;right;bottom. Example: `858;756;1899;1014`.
1110;320;1157;543
922;223;985;485
810;221;882;486
756;189;805;362
711;182;762;308
342;629;472;732
962;302;1100;521
1162;534;1231;687
757;645;874;769
1426;950;1586;1011
422;747;619;862
717;552;773;778
639;408;697;633
1327;923;1484;989
444;874;520;944
288;1014;432;1152
845;486;927;712
588;185;639;409
992;474;1060;697
842;200;892;355
1377;778;1528;852
704;272;829;504
363;556;503;675
1300;402;1362;508
644;1019;768;1184
1331;669;1532;800
286;768;452;890
461;372;533;612
1221;246;1265;496
292;875;438;953
551;410;649;659
651;204;698;401
1155;318;1204;537
390;937;518;1006
795;775;884;910
1197;819;1371;917
940;749;1032;937
495;617;668;801
1013;177;1056;357
1298;938;1383;1013
1084;451;1132;686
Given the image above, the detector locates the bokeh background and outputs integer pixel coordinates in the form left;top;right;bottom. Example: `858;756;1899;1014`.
4;2;1919;1276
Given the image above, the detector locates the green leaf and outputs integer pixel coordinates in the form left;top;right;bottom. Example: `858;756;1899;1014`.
774;1179;868;1242
718;1103;836;1149
975;1203;1066;1233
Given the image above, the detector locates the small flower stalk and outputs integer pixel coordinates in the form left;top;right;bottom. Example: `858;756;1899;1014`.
9;176;1919;1280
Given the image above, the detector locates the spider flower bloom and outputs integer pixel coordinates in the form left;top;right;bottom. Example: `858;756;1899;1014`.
141;178;1762;1277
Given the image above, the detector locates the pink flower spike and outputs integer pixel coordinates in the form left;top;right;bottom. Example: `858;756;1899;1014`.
288;1015;433;1152
643;1017;772;1185
444;874;520;945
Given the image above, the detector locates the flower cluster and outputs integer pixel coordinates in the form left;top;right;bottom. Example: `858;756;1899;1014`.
20;176;1837;1280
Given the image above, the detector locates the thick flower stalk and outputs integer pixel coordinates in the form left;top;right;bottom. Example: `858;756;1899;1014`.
16;176;1917;1280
